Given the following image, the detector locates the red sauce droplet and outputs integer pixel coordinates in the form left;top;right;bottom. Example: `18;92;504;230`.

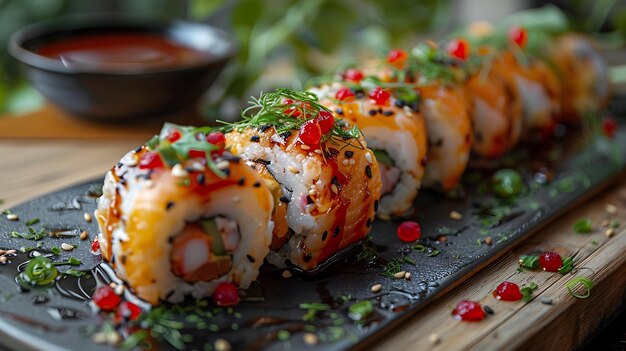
602;116;618;138
139;151;164;170
447;38;470;60
397;221;421;242
92;285;120;311
539;252;563;272
508;26;528;48
117;301;142;321
452;300;486;321
316;110;335;134
91;238;101;254
369;86;391;106
165;128;181;143
343;68;364;82
213;282;240;307
493;281;523;301
387;48;408;68
335;87;355;101
299;120;322;146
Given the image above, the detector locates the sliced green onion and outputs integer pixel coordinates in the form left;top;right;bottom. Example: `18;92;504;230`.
566;277;593;298
574;218;593;234
25;218;40;226
348;300;373;321
16;257;58;288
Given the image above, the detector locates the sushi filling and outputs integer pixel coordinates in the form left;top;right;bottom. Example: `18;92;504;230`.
170;217;240;283
373;149;401;196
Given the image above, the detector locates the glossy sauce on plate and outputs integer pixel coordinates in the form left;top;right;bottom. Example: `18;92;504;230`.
37;32;210;70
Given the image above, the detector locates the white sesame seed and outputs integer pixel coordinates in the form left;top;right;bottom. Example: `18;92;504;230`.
303;332;318;345
32;251;41;257
191;161;205;171
84;212;92;223
405;272;411;280
331;184;339;194
365;152;373;164
216;161;230;170
6;214;18;221
394;271;406;279
80;231;89;240
0;256;7;264
606;204;618;215
342;159;349;166
288;166;300;174
371;284;382;293
449;211;463;220
314;149;323;155
171;164;188;177
605;228;615;237
5;250;15;255
282;270;292;278
114;284;125;295
123;158;137;167
214;338;231;351
301;145;310;150
61;243;74;251
349;159;356;165
429;333;441;345
105;331;120;345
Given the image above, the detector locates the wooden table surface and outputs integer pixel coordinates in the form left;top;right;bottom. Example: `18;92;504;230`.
0;106;625;351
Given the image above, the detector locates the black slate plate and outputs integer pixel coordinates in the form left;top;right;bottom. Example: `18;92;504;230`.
1;104;626;351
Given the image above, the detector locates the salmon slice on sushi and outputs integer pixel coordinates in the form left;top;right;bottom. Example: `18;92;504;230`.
309;82;428;219
224;89;382;272
95;124;274;304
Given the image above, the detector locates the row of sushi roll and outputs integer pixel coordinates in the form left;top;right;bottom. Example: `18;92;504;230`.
95;24;609;305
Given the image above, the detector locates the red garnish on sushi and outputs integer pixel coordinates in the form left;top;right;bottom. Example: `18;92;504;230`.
92;285;120;311
139;151;164;170
165;128;182;143
387;48;408;68
344;68;364;82
508;26;528;48
397;221;421;242
447;38;470;60
369;86;391;106
493;281;523;301
299;120;322;146
91;238;101;254
335;87;355;101
316;110;335;134
117;301;142;321
452;300;486;321
213;282;240;307
539;252;562;272
602;115;618;138
206;131;226;154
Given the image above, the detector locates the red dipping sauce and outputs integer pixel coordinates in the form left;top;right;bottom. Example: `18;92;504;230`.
37;32;211;71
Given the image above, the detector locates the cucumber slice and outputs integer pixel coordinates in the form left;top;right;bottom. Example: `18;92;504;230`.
372;149;395;168
200;218;227;256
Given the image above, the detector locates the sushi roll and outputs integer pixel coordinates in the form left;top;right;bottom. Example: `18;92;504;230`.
309;82;428;219
224;89;382;272
547;34;610;122
95;124;274;304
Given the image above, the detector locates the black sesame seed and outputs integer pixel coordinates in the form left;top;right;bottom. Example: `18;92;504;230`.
334;227;341;237
238;177;245;186
116;162;123;168
374;200;379;212
322;231;328;241
336;108;344;115
331;176;340;186
223;168;231;177
366;218;372;227
344;150;354;158
280;131;292;140
134;146;143;153
368;109;377;116
185;167;195;173
280;196;291;203
256;159;271;166
253;182;261;188
378;108;383;113
166;201;175;210
197;173;206;185
168;236;175;243
306;196;314;204
394;99;406;108
260;125;271;132
365;165;372;179
383;110;394;116
303;254;313;262
250;135;260;142
246;254;256;263
483;305;494;315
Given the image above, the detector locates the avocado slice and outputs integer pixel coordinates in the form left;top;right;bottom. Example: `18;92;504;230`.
372;149;395;168
200;218;227;256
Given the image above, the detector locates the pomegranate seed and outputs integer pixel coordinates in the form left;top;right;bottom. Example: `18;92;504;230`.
602;116;618;138
91;238;101;254
188;149;206;159
344;68;364;82
283;98;295;105
316;111;335;134
206;131;226;155
397;221;421;242
447;38;470;60
493;281;523;301
284;106;302;118
539;252;563;272
213;282;240;307
387;48;407;63
508;26;528;48
117;301;142;321
335;87;355;101
165;128;182;143
139;151;164;170
452;300;486;321
369;86;391;106
299;120;322;146
92;285;120;311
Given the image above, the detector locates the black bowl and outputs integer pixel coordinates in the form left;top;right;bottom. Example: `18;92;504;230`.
8;16;237;121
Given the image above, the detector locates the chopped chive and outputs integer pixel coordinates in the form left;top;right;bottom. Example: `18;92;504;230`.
25;218;40;226
574;218;593;234
520;282;538;302
566;277;593;298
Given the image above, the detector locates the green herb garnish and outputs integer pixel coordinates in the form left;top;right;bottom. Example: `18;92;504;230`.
519;255;539;269
520;282;538;302
299;302;330;321
492;169;524;199
25;218;40;226
52;257;81;266
609;220;620;229
277;330;290;341
566;277;593;298
558;257;574;275
356;246;378;262
428;250;441;257
10;227;47;240
16;257;58;288
574;218;593;234
348;300;373;321
63;269;86;277
51;247;60;255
